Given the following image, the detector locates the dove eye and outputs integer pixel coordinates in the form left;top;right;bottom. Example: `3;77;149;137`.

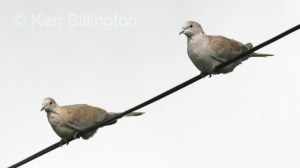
49;101;52;105
190;25;193;28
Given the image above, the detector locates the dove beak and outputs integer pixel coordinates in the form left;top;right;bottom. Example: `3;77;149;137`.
179;30;185;35
41;105;46;111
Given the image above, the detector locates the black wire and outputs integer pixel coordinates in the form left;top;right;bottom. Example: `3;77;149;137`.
8;24;300;168
8;73;207;168
8;142;62;168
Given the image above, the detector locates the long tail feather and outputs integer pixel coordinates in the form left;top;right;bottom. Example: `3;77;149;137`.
108;112;144;117
251;53;274;57
244;43;273;57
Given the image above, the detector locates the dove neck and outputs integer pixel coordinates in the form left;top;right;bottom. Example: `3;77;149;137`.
46;107;61;124
187;33;207;44
45;106;59;115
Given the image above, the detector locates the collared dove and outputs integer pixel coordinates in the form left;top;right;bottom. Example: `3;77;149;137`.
179;21;273;75
41;97;144;141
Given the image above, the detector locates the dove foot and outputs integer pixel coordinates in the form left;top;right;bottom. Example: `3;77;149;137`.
200;72;212;78
73;131;81;139
59;139;70;146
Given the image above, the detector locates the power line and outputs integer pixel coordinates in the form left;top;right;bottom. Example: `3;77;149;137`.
8;24;300;168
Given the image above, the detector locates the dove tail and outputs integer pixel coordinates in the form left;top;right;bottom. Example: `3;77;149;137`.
251;53;274;57
125;112;144;116
244;43;273;57
108;112;144;117
100;112;144;127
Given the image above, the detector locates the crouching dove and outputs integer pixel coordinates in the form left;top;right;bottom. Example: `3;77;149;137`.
179;21;273;76
41;97;144;142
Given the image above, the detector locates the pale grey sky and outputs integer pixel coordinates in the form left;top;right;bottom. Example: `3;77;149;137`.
1;0;300;168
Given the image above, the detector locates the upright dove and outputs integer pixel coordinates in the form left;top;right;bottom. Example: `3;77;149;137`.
179;21;273;75
41;97;144;141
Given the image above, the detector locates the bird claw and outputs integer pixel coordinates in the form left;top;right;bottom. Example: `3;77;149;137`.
59;139;69;146
200;72;212;78
73;132;81;139
59;133;81;146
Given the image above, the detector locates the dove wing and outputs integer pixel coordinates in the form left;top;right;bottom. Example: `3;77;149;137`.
208;35;246;62
62;104;107;131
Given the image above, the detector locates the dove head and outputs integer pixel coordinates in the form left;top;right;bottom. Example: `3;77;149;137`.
41;97;58;113
179;21;204;37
